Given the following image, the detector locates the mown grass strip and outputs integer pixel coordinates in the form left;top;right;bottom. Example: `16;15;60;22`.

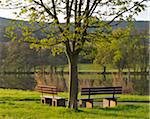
0;89;149;102
0;89;149;119
0;101;149;119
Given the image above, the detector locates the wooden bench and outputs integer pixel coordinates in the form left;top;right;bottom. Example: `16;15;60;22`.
80;86;122;108
36;85;66;107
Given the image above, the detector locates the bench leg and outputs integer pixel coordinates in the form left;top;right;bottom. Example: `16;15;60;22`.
86;101;93;108
41;98;46;104
41;97;53;105
52;99;66;107
80;99;93;108
103;98;117;108
52;99;57;106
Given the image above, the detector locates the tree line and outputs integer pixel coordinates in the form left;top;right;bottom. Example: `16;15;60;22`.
94;25;149;73
0;41;67;73
0;24;148;74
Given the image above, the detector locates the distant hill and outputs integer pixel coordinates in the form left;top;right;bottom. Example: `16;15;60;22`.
0;17;34;42
0;17;13;27
0;17;29;27
113;21;149;31
0;17;149;42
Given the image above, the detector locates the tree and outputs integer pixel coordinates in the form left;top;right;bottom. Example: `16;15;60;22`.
0;41;39;72
94;26;131;72
94;24;149;73
111;27;131;72
79;43;97;63
131;28;149;73
0;43;8;72
0;0;147;109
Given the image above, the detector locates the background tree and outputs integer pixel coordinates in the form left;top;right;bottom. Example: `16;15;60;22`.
0;43;8;72
0;41;67;73
0;0;147;109
134;29;149;73
94;27;131;72
94;24;149;73
79;43;97;63
111;27;130;72
0;41;38;72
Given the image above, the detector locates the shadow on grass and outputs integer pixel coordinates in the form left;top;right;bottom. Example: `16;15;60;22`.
0;101;6;104
79;104;141;113
100;104;141;111
77;105;146;119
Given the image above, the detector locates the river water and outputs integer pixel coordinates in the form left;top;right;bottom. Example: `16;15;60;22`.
0;73;149;95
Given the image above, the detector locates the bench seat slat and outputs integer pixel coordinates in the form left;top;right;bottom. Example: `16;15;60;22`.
82;87;122;89
37;85;56;88
37;88;57;91
37;89;57;92
81;86;122;98
81;91;122;95
82;86;122;90
37;87;57;89
36;85;58;95
39;92;57;94
81;89;122;92
42;96;65;99
81;90;122;93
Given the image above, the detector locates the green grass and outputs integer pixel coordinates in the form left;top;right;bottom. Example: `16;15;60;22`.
0;89;40;101
78;64;103;72
118;94;150;102
56;64;135;72
63;74;102;80
58;64;110;72
0;89;149;102
0;89;149;119
0;101;149;119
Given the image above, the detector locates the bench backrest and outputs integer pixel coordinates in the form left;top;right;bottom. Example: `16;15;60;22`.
81;86;122;99
36;85;57;96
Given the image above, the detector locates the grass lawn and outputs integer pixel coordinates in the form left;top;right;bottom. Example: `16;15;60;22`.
56;64;134;72
0;101;149;119
57;64;110;72
0;89;150;102
0;89;149;119
0;89;149;102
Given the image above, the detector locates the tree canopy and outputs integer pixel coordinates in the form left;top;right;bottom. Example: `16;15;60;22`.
94;25;149;72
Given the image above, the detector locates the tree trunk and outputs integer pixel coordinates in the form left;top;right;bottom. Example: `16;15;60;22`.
68;54;78;110
60;66;67;91
127;67;131;80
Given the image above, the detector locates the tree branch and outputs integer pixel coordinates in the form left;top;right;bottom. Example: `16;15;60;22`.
0;3;35;9
69;0;74;18
66;0;70;24
107;0;146;25
23;38;66;48
32;0;54;17
83;0;97;17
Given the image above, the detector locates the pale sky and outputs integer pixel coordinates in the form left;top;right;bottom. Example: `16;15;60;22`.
0;2;149;21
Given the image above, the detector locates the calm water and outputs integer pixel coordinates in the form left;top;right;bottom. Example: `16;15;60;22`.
0;73;149;95
0;74;36;90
